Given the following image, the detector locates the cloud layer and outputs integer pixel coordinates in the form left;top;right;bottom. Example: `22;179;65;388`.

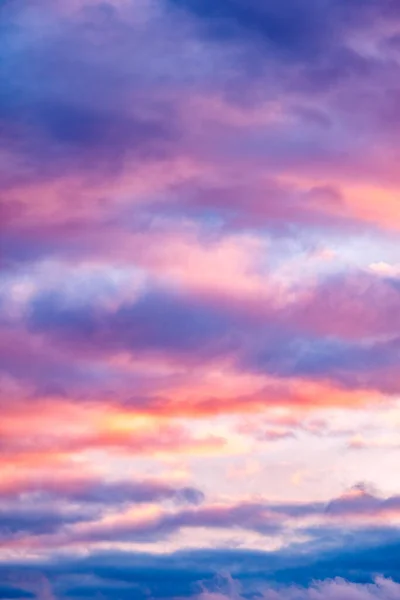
1;0;400;597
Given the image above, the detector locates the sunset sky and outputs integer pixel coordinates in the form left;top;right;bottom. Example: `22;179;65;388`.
1;0;400;598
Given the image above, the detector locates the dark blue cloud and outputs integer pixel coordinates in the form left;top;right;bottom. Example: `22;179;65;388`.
250;334;400;382
0;0;180;183
1;529;399;599
30;101;174;155
168;0;400;57
167;0;400;98
169;0;330;59
0;506;93;539
0;587;34;600
27;287;237;360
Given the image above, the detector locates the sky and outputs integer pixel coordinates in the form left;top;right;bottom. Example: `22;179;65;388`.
1;0;400;598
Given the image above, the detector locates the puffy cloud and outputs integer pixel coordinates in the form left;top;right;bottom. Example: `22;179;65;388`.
198;576;400;600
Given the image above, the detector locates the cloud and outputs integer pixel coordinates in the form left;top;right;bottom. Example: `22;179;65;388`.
2;0;400;276
18;269;400;396
1;0;400;588
169;0;333;59
1;539;400;600
0;586;34;600
0;476;205;507
2;484;399;551
0;0;181;176
198;576;400;600
0;505;93;540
